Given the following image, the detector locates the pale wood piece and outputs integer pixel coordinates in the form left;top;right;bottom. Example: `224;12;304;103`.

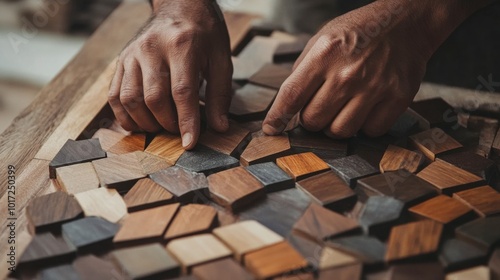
232;36;281;80
166;234;232;272
108;133;146;154
410;128;462;160
409;195;474;224
244;241;308;279
225;12;260;52
453;185;500;217
319;247;359;270
240;132;291;166
198;123;251;157
164;204;217;240
92;153;146;188
133;151;172;175
123;178;175;212
445;266;490;280
145;132;185;165
92;128;127;151
276;152;330;181
75;188;128;223
114;204;180;247
213;220;284;262
56;162;100;194
379;145;423;173
417;160;484;194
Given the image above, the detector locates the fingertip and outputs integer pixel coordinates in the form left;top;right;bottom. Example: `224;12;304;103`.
262;123;281;136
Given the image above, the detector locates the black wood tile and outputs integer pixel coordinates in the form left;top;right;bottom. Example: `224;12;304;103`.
49;139;106;178
388;261;445;280
288;126;349;160
287;233;322;271
327;155;379;188
40;264;80;280
359;196;404;238
62;217;120;252
388;110;420;138
245;162;295;193
175;145;239;175
455;216;500;250
150;166;210;203
327;235;386;266
439;238;488;272
437;151;498;184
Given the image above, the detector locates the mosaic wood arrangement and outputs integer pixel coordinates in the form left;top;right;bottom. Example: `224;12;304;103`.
14;20;500;280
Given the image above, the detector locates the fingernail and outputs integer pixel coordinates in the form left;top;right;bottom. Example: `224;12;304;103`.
263;124;279;135
182;132;193;148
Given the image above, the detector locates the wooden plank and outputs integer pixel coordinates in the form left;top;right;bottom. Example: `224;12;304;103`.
192;258;253;280
379;145;423;173
150;166;209;203
409;195;475;225
164;204;217;241
276;152;330;181
123;178;175;212
49;138;106;178
74;188;127;223
453;186;500;217
246;162;295;193
409;128;462;160
417;161;484;195
56;162;100;194
240;132;291;166
175;145;239;175
62;217;120;251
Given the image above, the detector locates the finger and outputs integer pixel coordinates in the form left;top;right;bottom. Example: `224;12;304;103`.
108;60;139;131
169;52;201;150
299;80;349;132
263;51;324;135
362;99;406;137
293;36;316;70
140;56;179;133
120;59;162;132
326;95;377;138
204;54;232;132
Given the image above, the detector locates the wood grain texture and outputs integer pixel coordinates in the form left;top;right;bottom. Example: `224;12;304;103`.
92;153;146;189
277;152;330;181
112;243;180;279
49;138;106;178
286;233;323;270
208;166;266;211
438;153;497;186
133;151;172;175
198;123;251;157
74;188;127;223
240;132;291;166
56;162;100;195
409;128;462;160
453;186;500;217
248;63;292;90
19;232;76;267
114;204;180;247
439;238;487;271
62;217;120;251
123;178;175;212
192;258;254;280
145;132;185;165
108;133;146;154
297;171;357;211
92;128;127;151
244;241;308;279
175;145;239;175
327;155;379;188
409;98;457;128
356;171;437;207
385;220;443;262
293;203;360;241
213;220;283;261
417;160;484;195
26;191;82;233
318;263;363;280
327;235;386;266
150;166;209;203
476;118;498;157
166;234;232;272
455;216;500;250
409;195;474;224
359;196;404;237
246;162;295;193
379;145;423;173
288;126;349;160
319;246;359;270
229;84;277;121
73;254;119;280
164;204;217;241
445;266;490;280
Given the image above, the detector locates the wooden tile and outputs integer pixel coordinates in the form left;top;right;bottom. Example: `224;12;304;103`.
439;238;487;271
19;232;76;267
114;204;180;247
240;132;291;166
164;204;217;241
40;264;80;280
198;123;251;157
388;262;445;280
56;162;100;195
359;196;404;237
327;155;379;188
112;243;180;279
453;186;500;217
297;171;357;211
455;216;500;250
385;220;443;262
489;247;500;280
277;152;330;181
248;63;292;90
356;171;437;207
232;36;280;81
92;153;146;190
388;109;420;138
26;191;83;233
192;257;254;280
73;254;118;280
288;126;349;160
409;195;474;225
245;241;308;279
273;34;310;63
225;12;260;52
123;178;175;212
445;266;490;280
150;166;210;203
213;220;283;262
208;166;266;211
287;233;322;270
274;273;314;280
62;217;120;251
175;145;240;175
409;98;457;128
49;138;106;178
246;162;295;193
409;128;462;160
327;235;386;266
108;133;146;154
319;246;359;270
476;118;498;158
437;151;497;184
229;83;277;121
293;203;360;241
145;132;184;165
318;263;363;280
379;145;423;173
133;151;172;175
74;188;127;223
240;188;311;237
166;234;232;272
417;160;484;194
92;128;126;151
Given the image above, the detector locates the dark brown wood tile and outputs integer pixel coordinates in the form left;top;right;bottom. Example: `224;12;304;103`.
150;166;210;203
49;138;106;178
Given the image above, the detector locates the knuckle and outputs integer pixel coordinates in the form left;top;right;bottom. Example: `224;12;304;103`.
139;36;159;53
300;112;324;132
172;84;194;101
144;90;164;108
120;90;142;108
169;30;195;48
314;34;339;58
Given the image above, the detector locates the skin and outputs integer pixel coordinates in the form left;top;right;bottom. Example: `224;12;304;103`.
109;0;495;149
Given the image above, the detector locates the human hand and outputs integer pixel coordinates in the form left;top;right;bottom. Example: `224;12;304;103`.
108;0;233;149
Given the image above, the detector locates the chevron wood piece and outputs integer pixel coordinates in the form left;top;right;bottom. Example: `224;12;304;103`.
246;162;295;193
145;132;184;165
74;188;127;223
409;195;474;225
62;217;120;251
248;63;292;90
240;132;291;166
229;84;277;121
445;266;490;280
108;133;146;154
123;178;175;212
277;152;330;181
175;145;239;175
192;258;254;280
198;124;251;157
56;162;100;195
19;232;76;267
455;216;500;250
328;155;379;188
114;204;180;247
26;191;83;234
213;220;283;262
439;238;487;271
327;235;386;266
409;128;462;160
453;186;500;217
164;204;217;241
150;166;209;203
92;153;146;190
379;145;423;173
49;138;106;178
